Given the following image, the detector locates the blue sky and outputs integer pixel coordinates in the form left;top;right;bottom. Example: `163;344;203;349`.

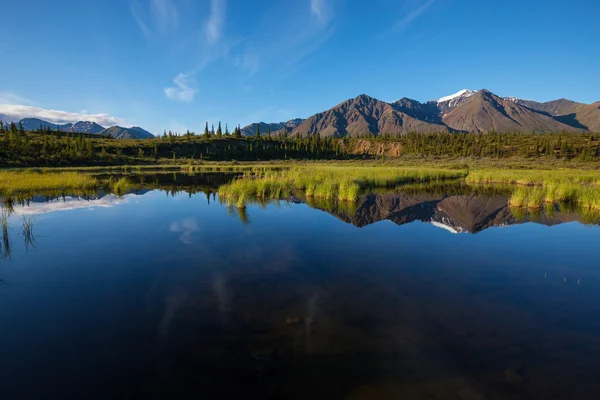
0;0;599;134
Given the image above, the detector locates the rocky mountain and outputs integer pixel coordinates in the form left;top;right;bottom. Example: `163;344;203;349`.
289;94;448;138
2;116;154;139
99;126;154;139
241;118;304;136
19;118;62;131
62;121;105;134
251;89;598;137
506;97;600;132
436;89;479;113
0;113;13;124
15;118;104;134
441;90;579;133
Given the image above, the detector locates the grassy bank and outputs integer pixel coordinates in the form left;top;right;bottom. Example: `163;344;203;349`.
218;166;467;207
0;171;98;195
464;168;600;211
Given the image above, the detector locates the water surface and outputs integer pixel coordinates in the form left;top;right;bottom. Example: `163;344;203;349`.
1;174;600;399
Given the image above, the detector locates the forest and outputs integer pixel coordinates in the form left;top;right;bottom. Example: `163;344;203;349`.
1;120;600;167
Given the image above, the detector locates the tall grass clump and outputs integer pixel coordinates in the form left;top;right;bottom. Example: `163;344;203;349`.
108;177;132;196
0;210;11;259
22;216;35;250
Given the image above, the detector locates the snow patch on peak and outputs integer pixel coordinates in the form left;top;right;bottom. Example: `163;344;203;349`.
430;220;462;234
437;89;478;103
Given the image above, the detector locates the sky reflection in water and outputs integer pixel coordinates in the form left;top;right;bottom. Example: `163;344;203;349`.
1;182;600;399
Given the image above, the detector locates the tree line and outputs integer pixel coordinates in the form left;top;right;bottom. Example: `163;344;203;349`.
1;120;600;165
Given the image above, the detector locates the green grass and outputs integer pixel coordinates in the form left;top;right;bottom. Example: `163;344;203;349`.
218;166;466;207
466;168;600;211
0;170;98;195
466;169;600;186
108;177;132;196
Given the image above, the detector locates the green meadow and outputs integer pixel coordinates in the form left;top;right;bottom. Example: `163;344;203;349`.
1;163;600;213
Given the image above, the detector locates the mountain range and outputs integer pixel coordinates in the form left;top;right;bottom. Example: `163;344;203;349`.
0;117;155;139
242;89;600;137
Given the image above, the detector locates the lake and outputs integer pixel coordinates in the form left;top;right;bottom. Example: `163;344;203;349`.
1;173;600;399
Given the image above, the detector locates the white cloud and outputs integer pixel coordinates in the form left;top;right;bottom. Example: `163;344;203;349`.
204;0;225;45
0;103;123;126
169;218;199;244
164;73;197;102
10;195;129;216
391;0;438;32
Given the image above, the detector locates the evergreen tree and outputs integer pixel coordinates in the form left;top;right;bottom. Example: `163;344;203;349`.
211;124;215;136
225;123;229;135
204;122;209;136
255;124;260;138
217;121;222;136
267;126;271;139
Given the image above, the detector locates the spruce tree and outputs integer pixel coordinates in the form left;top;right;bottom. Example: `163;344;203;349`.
211;124;215;136
225;123;229;135
255;124;260;138
217;121;222;136
204;122;209;136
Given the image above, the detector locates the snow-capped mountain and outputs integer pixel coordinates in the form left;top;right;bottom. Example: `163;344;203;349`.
436;89;478;111
64;121;105;134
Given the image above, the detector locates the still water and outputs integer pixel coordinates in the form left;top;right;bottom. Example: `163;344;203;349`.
1;174;600;399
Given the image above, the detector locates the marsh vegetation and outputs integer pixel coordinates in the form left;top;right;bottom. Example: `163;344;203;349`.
218;166;466;207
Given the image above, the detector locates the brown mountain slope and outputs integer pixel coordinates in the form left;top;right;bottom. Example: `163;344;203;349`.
442;90;581;133
289;94;448;138
512;98;600;132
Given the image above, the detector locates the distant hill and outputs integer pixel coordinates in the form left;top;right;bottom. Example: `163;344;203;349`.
63;121;105;134
20;118;61;131
241;119;304;136
3;116;154;138
100;126;154;139
247;89;598;137
18;118;103;134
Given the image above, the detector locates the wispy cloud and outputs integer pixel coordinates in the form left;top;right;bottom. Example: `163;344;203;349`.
234;50;260;75
169;218;199;244
130;0;178;37
0;92;35;106
0;103;124;126
151;0;179;32
310;0;329;24
391;0;438;32
164;72;197;102
130;1;152;38
204;0;225;45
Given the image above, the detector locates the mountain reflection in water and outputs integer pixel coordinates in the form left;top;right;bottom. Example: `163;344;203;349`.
1;175;599;399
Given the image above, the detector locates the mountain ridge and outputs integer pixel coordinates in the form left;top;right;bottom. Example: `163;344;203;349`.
250;89;597;137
